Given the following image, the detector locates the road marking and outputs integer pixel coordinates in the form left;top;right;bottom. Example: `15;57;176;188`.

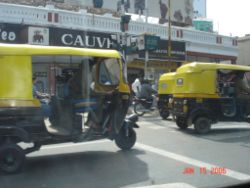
41;140;110;150
138;121;166;130
136;143;250;181
132;183;196;188
147;126;166;130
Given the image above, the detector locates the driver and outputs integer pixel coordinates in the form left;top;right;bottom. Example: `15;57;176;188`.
228;72;250;100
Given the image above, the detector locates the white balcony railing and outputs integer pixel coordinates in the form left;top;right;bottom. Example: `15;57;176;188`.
0;3;238;56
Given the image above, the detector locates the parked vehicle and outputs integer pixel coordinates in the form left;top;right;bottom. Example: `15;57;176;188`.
172;62;250;134
157;72;175;119
0;44;139;174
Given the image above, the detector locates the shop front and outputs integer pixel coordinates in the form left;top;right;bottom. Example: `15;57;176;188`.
127;39;186;83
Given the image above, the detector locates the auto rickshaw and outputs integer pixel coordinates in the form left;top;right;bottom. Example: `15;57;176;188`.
157;72;175;119
0;44;138;173
172;62;250;134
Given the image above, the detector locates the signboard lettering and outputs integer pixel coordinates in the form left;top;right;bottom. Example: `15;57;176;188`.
0;24;27;43
139;40;186;61
0;30;16;41
50;28;114;49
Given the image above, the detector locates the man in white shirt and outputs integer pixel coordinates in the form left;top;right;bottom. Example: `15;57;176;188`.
132;77;142;97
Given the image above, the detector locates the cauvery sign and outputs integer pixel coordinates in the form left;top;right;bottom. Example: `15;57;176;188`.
50;28;114;49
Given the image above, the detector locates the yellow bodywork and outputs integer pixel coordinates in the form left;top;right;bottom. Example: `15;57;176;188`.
173;62;250;98
158;72;176;95
0;44;129;108
0;56;41;107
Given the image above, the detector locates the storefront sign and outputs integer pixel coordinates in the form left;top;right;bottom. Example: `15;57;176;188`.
137;34;160;51
50;28;114;49
0;24;26;43
28;27;49;45
139;40;186;61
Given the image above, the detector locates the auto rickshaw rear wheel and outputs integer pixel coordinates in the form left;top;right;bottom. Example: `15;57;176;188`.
0;143;25;174
176;117;188;129
194;117;211;134
115;128;136;150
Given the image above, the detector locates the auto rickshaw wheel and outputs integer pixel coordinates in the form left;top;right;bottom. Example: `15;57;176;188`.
176;117;188;129
115;128;136;150
194;117;211;134
159;109;170;120
0;143;25;174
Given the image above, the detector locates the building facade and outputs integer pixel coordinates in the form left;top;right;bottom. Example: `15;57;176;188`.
237;36;250;66
0;1;238;86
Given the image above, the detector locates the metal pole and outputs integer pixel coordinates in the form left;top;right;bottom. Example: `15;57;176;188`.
144;0;149;79
168;0;171;58
121;3;126;60
145;50;149;79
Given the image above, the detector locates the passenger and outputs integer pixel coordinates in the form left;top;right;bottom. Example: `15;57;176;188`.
32;76;51;117
32;76;49;99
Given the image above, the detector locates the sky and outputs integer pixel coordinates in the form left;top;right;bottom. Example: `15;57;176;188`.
207;0;250;37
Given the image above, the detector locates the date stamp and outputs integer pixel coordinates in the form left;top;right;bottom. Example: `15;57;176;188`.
182;167;227;175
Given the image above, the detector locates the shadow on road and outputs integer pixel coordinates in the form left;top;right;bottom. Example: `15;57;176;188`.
0;149;149;188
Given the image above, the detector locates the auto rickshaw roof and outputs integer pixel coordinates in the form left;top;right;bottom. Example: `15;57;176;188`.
177;62;250;73
0;43;121;58
159;72;176;81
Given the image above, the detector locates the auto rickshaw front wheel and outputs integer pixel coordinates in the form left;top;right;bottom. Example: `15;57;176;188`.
159;109;170;120
194;117;211;134
115;128;136;150
0;143;25;174
176;117;188;129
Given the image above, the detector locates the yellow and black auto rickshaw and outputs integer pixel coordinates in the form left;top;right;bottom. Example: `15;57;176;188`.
0;44;138;173
172;62;250;134
157;72;175;119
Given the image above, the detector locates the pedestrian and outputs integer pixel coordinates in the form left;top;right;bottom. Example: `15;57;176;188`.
132;76;142;97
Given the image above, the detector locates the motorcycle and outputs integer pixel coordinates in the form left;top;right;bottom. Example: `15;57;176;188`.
132;95;156;116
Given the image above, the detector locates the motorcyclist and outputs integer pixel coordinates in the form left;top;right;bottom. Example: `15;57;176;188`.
137;79;157;102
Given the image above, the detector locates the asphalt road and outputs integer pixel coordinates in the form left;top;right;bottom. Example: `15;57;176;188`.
1;113;250;188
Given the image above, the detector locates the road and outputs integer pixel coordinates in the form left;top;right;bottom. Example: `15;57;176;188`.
1;113;250;188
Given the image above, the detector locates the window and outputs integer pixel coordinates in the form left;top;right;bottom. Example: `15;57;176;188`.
99;58;120;86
